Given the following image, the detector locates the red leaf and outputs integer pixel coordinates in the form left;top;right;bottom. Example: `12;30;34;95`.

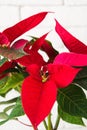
48;64;80;88
30;32;49;52
0;32;9;46
3;12;48;43
21;76;57;128
24;36;58;60
0;61;16;79
26;64;42;81
0;61;15;73
11;39;28;49
55;19;87;54
41;40;58;60
16;52;46;67
54;52;87;66
23;43;31;54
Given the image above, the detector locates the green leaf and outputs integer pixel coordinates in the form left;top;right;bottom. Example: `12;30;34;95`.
0;112;8;119
0;73;24;95
57;84;87;119
0;57;7;66
0;46;25;60
0;76;9;97
75;67;87;79
4;68;20;74
0;119;9;125
0;97;19;105
8;98;24;119
74;67;87;90
0;98;24;126
58;106;85;126
4;105;15;113
0;76;8;89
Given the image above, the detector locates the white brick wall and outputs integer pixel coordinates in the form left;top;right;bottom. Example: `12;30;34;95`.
0;0;64;6
65;0;87;5
0;1;87;130
0;6;19;28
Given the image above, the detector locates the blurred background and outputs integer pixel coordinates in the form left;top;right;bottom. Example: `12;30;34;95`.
0;0;87;130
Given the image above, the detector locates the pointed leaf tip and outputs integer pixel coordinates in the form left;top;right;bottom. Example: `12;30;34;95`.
3;12;49;43
55;19;87;54
22;77;57;128
30;32;49;52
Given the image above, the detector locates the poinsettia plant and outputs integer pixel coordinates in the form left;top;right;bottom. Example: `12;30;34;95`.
0;11;87;130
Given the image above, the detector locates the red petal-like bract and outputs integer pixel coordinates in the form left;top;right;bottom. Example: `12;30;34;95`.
23;43;31;54
22;76;57;129
41;40;58;60
48;64;80;88
26;64;41;80
16;52;46;67
0;61;16;79
55;19;87;54
11;39;28;49
3;12;48;43
24;38;58;60
24;32;49;54
54;52;87;66
0;33;9;46
0;61;15;73
30;32;49;52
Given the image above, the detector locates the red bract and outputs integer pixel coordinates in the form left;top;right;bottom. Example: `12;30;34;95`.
11;39;28;49
24;32;49;54
23;34;58;62
41;40;58;61
0;33;9;46
0;12;48;47
55;19;87;54
22;74;57;130
0;61;16;79
16;52;46;67
21;59;80;129
16;33;48;67
54;52;87;66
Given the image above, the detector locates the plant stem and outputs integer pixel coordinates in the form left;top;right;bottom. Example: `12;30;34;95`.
43;120;48;130
54;115;60;130
15;118;32;127
48;113;53;130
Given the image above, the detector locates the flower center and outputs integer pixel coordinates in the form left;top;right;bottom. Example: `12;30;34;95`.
40;66;49;82
42;73;48;82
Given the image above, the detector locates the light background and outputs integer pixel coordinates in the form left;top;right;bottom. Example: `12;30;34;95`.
0;0;87;130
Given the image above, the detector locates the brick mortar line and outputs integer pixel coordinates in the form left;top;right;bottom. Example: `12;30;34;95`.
0;4;64;6
0;4;87;8
64;4;87;6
